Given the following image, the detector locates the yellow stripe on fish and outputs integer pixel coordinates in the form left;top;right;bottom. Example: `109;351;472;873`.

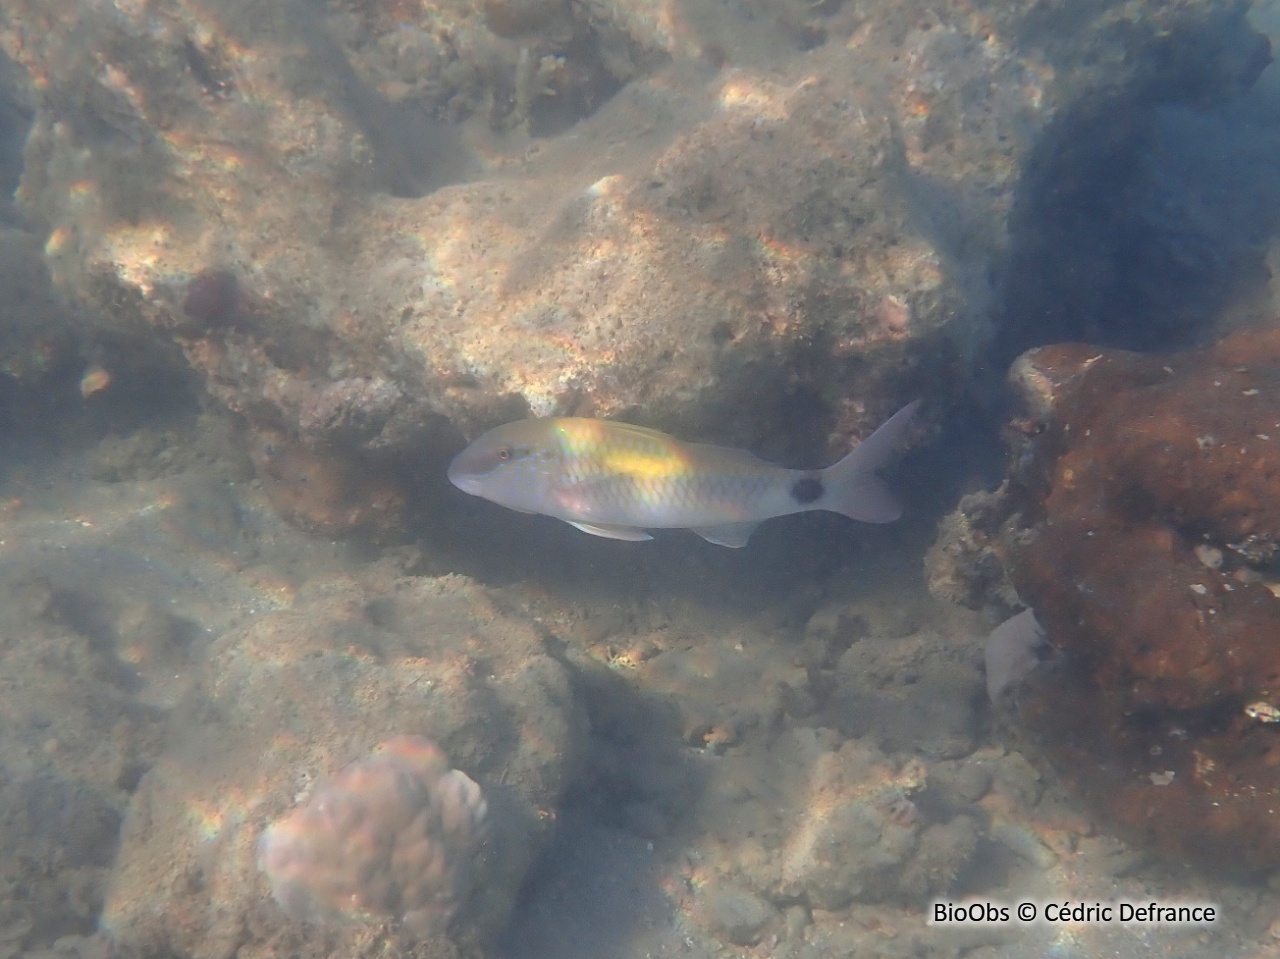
448;402;920;547
554;420;706;491
558;421;689;477
601;447;688;482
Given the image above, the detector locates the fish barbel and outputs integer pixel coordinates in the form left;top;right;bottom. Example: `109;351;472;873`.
448;400;920;547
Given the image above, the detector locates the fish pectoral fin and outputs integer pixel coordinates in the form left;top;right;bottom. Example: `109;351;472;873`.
691;521;760;548
566;521;654;542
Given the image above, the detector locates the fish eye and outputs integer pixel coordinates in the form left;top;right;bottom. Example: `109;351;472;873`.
498;448;511;461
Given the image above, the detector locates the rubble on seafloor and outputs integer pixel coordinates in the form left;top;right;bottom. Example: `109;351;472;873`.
929;326;1280;874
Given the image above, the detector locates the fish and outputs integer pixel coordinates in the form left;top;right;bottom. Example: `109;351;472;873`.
984;608;1049;704
447;400;921;547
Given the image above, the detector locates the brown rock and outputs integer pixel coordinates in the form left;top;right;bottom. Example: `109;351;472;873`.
247;427;407;539
960;328;1280;872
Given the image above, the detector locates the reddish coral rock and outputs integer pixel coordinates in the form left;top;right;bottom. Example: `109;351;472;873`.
997;329;1280;871
248;427;407;538
259;736;488;938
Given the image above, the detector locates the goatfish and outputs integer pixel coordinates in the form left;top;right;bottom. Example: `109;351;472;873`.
448;400;920;547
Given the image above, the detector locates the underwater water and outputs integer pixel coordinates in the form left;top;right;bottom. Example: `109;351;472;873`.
0;0;1280;958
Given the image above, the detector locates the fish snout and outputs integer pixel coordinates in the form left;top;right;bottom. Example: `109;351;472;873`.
446;458;481;495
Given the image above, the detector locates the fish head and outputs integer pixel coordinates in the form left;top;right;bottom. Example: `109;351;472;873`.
448;420;557;512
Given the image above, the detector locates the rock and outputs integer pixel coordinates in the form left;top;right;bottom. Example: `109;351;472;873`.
895;815;980;903
638;642;800;752
258;736;489;939
0;226;77;382
0;0;1268;508
934;327;1280;872
947;760;994;805
781;904;809;943
102;571;587;959
826;631;985;760
698;882;778;947
767;738;925;910
246;426;407;538
924;488;1021;614
23;935;122;959
0;577;150;952
923;754;996;817
800;603;869;669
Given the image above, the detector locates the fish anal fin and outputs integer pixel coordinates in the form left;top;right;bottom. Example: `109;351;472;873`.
691;521;761;548
567;520;654;542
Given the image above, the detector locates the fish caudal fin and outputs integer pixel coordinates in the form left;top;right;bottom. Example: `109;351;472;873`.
818;400;921;523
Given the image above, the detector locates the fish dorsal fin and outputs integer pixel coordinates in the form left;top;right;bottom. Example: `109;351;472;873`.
566;520;654;542
691;521;761;548
595;420;680;443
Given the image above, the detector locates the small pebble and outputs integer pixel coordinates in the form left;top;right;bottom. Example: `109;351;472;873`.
1194;544;1223;570
782;904;809;942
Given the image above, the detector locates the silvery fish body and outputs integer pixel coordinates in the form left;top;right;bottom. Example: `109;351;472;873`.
448;400;920;547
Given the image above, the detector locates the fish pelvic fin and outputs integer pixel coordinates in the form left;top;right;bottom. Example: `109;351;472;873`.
817;399;920;523
566;520;654;542
691;521;761;548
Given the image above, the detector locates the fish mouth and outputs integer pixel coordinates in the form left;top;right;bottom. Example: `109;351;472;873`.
447;463;481;495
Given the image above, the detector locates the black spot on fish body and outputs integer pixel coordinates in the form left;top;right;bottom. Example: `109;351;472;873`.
791;475;824;504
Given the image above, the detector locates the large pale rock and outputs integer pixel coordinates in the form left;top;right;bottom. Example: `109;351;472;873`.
0;0;1266;476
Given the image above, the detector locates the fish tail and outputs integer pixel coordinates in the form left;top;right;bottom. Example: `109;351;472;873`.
818;400;921;522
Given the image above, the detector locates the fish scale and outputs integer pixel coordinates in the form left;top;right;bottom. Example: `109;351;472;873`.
553;423;776;525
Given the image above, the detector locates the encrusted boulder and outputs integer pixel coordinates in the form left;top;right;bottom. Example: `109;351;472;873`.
933;327;1280;871
102;570;587;959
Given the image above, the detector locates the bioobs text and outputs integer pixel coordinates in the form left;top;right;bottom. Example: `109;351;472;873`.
933;902;1009;923
932;900;1218;925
